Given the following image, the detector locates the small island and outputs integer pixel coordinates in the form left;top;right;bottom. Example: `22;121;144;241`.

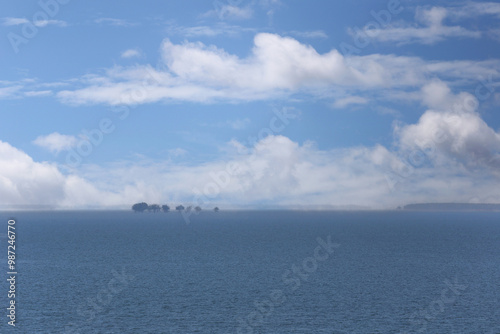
132;202;219;213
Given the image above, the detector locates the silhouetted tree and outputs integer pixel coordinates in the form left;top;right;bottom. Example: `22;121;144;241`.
148;204;161;213
162;205;170;213
186;206;192;212
132;202;148;213
195;206;202;212
213;207;219;212
176;205;185;212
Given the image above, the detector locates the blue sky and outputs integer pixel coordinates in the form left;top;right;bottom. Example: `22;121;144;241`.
1;0;499;209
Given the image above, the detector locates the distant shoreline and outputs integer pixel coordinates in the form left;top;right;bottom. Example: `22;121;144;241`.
1;203;500;212
402;203;500;211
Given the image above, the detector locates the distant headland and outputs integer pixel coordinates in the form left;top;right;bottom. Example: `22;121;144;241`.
401;203;500;211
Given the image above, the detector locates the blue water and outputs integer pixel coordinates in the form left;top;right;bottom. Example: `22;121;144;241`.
0;211;499;333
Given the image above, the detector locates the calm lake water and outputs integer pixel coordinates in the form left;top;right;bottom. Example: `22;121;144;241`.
0;210;499;333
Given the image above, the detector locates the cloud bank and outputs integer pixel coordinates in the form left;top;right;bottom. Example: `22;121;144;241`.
3;81;500;210
56;33;500;106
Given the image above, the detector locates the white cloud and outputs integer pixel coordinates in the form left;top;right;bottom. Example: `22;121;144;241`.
33;133;79;154
2;17;66;27
0;78;68;100
332;96;369;109
397;81;500;171
58;135;400;208
202;5;253;20
0;140;66;207
1;17;29;26
3;95;500;211
33;19;67;27
416;6;448;27
352;6;481;45
291;30;328;39
0;140;134;209
55;33;500;106
24;90;53;97
449;2;500;19
352;3;500;46
420;80;475;111
166;24;255;37
56;33;383;105
168;25;222;37
398;109;500;170
94;18;136;27
0;86;22;99
121;49;141;59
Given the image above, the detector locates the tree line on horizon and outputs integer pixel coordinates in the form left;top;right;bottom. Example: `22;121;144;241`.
132;202;219;213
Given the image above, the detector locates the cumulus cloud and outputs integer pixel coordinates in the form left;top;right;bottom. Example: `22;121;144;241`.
55;33;500;106
160;33;355;89
0;140;150;209
420;80;477;111
398;109;500;169
397;81;500;172
54;135;399;208
57;33;360;105
33;133;79;154
3;108;500;210
0;141;66;206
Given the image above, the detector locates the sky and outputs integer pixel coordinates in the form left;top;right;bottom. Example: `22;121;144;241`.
0;0;499;210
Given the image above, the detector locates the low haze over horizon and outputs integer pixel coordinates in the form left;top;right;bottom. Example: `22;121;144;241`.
1;0;500;209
